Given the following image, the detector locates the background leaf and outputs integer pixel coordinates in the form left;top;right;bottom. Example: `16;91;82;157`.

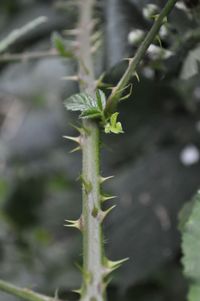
180;191;200;301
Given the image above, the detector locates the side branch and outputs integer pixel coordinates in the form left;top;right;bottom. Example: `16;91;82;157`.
0;17;47;54
105;0;177;113
0;49;59;63
0;279;63;301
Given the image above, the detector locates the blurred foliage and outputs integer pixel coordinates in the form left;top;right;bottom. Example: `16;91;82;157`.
180;191;200;301
0;0;200;301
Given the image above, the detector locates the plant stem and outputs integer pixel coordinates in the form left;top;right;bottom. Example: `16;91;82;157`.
0;280;62;301
105;0;177;113
81;120;104;301
0;17;47;54
77;0;105;300
0;49;59;63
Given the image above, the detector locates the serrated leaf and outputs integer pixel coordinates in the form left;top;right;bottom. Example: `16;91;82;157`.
64;91;107;120
80;109;102;119
64;93;96;112
52;32;73;57
96;89;106;111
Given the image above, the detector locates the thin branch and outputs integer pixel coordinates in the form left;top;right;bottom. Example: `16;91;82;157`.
0;16;47;54
0;279;63;301
105;0;178;113
0;49;59;63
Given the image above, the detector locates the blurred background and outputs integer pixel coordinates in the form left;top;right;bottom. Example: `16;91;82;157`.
0;0;200;300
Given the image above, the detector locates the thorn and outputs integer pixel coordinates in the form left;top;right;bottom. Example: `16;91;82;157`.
107;86;117;93
102;276;113;290
100;175;114;184
75;262;84;273
62;75;79;81
100;205;116;222
119;83;133;101
101;194;116;203
69;146;81;153
64;217;83;231
63;28;80;36
95;73;113;89
91;39;102;53
156;34;162;48
134;72;140;82
123;57;133;65
69;123;85;135
103;257;129;274
63;135;81;144
72;288;82;295
91;30;102;43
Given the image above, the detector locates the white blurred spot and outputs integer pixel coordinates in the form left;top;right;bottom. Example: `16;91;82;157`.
142;67;155;79
175;1;188;11
128;29;144;45
147;45;173;60
160;25;168;38
180;145;200;166
143;4;159;20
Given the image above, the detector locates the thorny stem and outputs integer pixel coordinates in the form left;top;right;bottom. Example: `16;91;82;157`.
0;280;63;301
77;1;105;300
0;1;178;301
76;0;113;299
105;0;178;113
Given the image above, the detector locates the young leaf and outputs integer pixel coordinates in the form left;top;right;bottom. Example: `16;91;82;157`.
52;32;73;57
104;112;124;134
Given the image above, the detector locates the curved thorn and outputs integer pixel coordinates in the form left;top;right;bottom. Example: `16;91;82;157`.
100;205;116;222
100;194;116;203
100;175;114;184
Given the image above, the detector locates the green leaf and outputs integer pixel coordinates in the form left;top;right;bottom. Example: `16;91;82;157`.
51;32;73;57
96;89;106;111
104;112;124;134
80;109;102;119
64;90;107;120
64;93;97;112
180;191;200;301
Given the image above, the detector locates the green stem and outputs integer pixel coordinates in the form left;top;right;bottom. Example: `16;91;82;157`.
105;0;177;113
0;280;61;301
81;120;104;301
76;1;105;300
